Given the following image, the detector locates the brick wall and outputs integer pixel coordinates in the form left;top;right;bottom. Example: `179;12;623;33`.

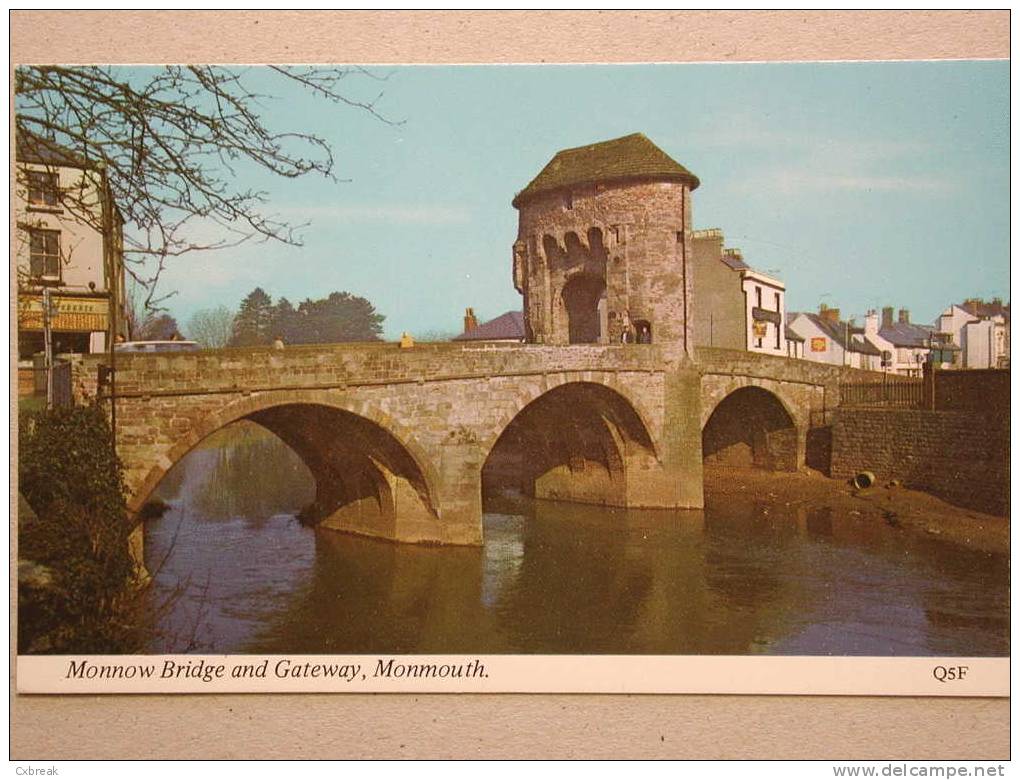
831;408;1008;516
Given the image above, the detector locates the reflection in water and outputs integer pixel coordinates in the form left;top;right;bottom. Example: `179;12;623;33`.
146;426;1009;655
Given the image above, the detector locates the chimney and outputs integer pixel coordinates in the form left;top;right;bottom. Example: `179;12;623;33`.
898;309;910;324
819;304;840;324
882;307;894;328
865;310;879;335
463;307;478;334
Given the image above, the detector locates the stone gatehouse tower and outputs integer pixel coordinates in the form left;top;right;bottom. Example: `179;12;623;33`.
511;133;699;354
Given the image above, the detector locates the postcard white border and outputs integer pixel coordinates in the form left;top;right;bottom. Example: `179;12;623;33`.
10;10;1011;761
17;654;1008;696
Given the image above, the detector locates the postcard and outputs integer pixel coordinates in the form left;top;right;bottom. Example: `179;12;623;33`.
12;47;1009;704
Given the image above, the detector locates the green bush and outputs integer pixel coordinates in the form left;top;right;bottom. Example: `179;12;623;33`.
18;405;146;653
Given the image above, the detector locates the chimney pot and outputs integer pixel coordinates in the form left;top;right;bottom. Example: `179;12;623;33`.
898;309;909;324
882;307;894;328
463;307;478;334
819;306;840;324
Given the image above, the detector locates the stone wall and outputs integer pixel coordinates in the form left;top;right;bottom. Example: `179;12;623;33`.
514;180;692;353
831;408;1008;516
68;341;843;546
933;368;1010;415
76;342;714;546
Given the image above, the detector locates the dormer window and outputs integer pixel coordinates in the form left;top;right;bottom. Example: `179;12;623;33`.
26;170;59;208
28;227;61;281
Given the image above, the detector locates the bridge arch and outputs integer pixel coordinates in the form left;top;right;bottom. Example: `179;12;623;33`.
701;384;800;471
481;380;660;507
129;389;442;541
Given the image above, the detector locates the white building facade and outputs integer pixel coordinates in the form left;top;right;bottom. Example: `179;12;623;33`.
15;130;127;361
788;307;880;370
741;269;786;356
934;301;1009;369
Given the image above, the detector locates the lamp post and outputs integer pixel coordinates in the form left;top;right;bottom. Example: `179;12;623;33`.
99;164;118;452
41;286;55;409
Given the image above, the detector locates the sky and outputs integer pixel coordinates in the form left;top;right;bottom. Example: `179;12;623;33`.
139;61;1008;340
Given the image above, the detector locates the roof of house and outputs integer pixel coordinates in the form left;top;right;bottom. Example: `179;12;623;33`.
452;310;526;341
720;253;749;271
878;321;934;348
959;299;1010;321
784;325;805;342
512;133;699;207
16;126;96;170
794;312;882;355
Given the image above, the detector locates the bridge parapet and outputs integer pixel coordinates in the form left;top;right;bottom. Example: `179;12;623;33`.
80;341;672;400
695;347;879;389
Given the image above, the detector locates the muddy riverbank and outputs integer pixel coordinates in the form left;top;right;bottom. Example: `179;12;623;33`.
703;465;1009;555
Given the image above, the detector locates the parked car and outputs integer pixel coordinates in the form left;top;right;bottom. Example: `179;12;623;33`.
114;340;200;353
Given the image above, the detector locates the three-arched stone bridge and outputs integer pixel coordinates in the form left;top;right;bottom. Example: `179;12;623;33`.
72;343;861;547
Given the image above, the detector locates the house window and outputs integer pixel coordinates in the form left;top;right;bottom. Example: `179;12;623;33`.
26;170;59;208
755;286;762;307
774;292;781;310
28;228;61;280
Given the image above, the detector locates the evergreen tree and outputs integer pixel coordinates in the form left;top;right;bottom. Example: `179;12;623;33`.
230;287;274;346
270;297;302;344
294;291;385;344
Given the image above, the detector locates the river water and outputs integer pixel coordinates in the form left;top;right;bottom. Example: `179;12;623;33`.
146;422;1009;656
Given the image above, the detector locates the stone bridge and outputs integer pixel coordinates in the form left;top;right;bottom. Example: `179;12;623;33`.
74;343;861;547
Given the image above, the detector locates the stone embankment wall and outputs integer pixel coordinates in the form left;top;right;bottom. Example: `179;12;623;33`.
831;408;1008;516
933;368;1010;414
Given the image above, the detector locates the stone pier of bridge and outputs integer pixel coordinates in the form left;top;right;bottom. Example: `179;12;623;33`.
69;343;853;549
73;343;720;547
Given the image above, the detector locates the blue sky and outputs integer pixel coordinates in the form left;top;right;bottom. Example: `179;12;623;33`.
147;61;1008;339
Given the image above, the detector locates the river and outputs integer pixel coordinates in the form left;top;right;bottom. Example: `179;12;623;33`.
146;422;1009;656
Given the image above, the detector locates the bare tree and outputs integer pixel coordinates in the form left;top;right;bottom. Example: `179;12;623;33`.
186;306;236;349
15;65;399;312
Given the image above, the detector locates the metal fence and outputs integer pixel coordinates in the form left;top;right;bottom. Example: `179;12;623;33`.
838;376;923;408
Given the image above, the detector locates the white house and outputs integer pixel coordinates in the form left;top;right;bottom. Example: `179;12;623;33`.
15;128;127;361
740;266;787;357
788;305;881;370
934;299;1010;369
863;307;952;376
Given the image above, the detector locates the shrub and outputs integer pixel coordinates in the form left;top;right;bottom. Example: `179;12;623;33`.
18;405;146;653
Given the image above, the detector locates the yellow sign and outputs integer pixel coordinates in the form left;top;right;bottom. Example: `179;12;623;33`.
811;337;827;352
752;320;769;339
18;294;109;333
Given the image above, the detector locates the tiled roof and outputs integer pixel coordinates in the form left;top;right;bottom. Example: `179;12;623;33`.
452;311;526;342
16;126;96;170
720;253;749;271
959;299;1010;322
853;338;883;357
879;322;933;348
784;325;805;342
798;312;881;355
513;133;699;207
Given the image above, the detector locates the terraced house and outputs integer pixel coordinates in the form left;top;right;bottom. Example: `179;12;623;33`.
15;130;128;381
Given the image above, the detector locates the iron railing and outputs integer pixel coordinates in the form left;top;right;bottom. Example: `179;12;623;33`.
838;376;923;408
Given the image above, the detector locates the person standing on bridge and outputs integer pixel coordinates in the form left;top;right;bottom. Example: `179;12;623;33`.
620;311;633;344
